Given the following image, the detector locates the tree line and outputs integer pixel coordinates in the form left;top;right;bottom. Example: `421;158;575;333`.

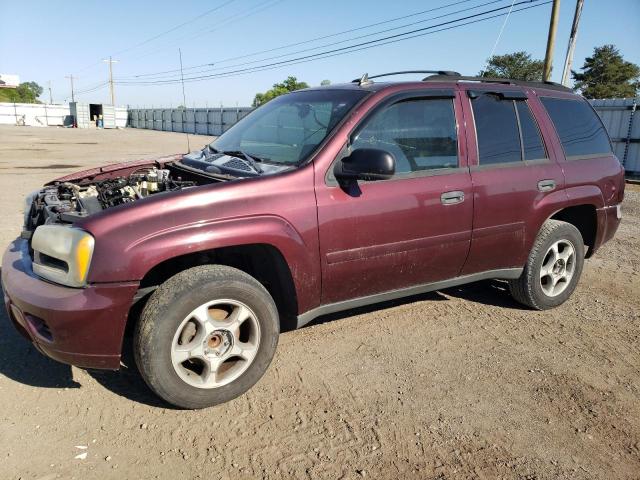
254;44;639;104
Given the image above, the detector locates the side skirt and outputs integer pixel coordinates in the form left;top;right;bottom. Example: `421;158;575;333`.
296;268;523;328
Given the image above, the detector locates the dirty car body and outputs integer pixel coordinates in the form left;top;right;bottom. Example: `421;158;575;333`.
2;73;625;408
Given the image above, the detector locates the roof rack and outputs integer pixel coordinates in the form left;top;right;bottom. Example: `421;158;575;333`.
352;70;461;86
423;74;573;93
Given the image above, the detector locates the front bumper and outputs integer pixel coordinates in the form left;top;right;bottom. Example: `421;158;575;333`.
2;238;139;369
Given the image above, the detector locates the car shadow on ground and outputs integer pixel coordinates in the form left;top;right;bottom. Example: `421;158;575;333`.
308;279;524;327
442;279;526;310
0;290;80;389
0;276;524;408
85;339;178;409
0;279;171;408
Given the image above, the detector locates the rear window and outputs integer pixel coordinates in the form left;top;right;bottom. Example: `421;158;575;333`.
540;97;612;158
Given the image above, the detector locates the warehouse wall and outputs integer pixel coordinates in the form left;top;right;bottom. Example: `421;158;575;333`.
127;107;253;136
590;98;639;175
0;103;128;128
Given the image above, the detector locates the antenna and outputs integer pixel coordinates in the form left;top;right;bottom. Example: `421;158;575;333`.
178;48;191;152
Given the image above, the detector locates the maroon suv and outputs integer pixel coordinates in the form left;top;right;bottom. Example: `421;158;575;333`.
2;71;624;408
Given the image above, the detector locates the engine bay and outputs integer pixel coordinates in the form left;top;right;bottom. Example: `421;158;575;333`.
23;166;202;236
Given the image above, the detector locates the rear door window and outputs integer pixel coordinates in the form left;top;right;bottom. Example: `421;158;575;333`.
472;94;523;165
515;101;547;161
540;97;612;158
472;93;548;165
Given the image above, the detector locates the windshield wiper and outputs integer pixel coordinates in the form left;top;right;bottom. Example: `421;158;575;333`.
220;150;264;174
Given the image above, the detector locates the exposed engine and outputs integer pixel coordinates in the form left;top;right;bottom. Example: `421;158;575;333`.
23;167;196;236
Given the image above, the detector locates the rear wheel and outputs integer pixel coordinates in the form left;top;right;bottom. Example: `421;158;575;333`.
509;219;585;310
134;265;279;409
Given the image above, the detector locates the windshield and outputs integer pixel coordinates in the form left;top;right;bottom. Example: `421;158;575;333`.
210;89;369;165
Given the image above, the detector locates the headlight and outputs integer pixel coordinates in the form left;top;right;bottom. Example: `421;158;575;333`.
23;190;39;227
31;226;95;287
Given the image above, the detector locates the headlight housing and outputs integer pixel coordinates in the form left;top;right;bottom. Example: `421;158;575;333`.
31;226;95;287
23;190;39;227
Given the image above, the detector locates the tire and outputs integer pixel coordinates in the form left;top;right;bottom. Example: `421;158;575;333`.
509;219;585;310
134;265;279;409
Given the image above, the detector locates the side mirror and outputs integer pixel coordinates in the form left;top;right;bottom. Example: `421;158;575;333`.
334;148;395;181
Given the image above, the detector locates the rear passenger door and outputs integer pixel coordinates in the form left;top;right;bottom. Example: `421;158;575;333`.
460;89;565;275
538;96;622;207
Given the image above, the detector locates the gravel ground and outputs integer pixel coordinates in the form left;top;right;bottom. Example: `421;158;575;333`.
0;125;638;480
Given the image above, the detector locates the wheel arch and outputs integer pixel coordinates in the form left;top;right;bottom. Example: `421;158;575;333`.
134;243;299;332
549;204;599;257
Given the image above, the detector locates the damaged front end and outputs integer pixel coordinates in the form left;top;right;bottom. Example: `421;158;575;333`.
22;166;202;237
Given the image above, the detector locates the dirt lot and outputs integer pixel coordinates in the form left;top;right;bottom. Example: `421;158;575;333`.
0;125;638;480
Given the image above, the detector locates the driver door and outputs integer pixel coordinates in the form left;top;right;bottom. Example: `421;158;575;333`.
315;92;473;305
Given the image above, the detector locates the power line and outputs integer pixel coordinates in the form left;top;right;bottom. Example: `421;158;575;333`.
60;0;237;83
484;0;517;66
74;81;109;96
195;1;552;83
117;0;506;82
124;0;285;63
112;0;236;56
117;0;548;86
120;0;484;79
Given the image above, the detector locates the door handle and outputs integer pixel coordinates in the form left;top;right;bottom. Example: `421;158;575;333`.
441;190;465;205
537;179;556;192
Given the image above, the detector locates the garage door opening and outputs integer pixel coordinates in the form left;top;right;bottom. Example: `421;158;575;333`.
89;104;103;126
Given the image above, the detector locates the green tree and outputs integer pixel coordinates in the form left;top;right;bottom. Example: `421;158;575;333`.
320;79;331;86
572;44;640;99
0;81;43;103
252;76;309;107
479;51;544;81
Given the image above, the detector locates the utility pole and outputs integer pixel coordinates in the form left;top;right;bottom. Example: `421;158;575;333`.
543;0;561;82
47;80;53;104
65;75;76;103
561;0;584;86
103;56;119;105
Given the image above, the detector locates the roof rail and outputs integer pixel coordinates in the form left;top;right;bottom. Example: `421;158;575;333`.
423;74;573;92
352;70;461;85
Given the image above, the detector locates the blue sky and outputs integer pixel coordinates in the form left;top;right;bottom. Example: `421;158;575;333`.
1;0;638;107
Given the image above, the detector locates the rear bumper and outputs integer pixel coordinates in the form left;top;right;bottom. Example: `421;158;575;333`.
2;238;139;369
591;204;621;255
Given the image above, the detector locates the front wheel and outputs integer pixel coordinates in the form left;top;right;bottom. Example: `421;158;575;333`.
509;219;585;310
134;265;279;409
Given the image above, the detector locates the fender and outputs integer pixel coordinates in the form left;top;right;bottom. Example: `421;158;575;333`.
523;184;604;260
87;214;320;314
79;165;320;313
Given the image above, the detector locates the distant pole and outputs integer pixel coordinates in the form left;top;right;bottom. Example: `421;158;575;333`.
543;0;561;82
103;56;119;105
66;75;76;103
179;48;190;151
47;81;53;104
561;0;584;86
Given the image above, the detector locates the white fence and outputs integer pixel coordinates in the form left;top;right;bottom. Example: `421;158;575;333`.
0;103;128;128
590;98;639;175
127;107;253;136
0;103;71;127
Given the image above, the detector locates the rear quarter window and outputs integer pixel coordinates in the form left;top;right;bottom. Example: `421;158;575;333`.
540;97;612;158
